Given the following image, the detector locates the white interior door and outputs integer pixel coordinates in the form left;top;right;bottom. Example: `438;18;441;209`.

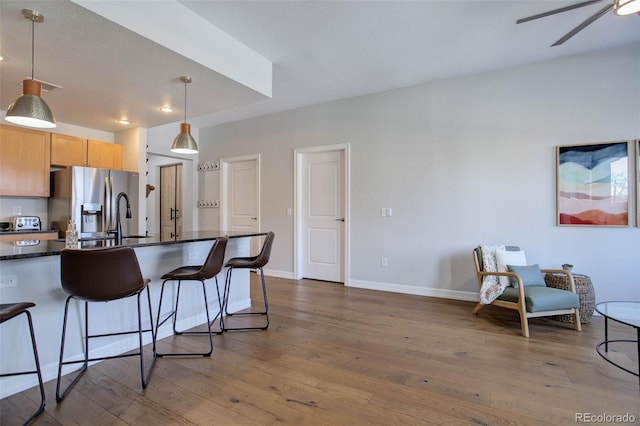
222;156;260;255
301;150;344;282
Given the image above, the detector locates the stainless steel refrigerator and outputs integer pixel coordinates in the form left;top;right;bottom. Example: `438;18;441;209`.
49;166;139;239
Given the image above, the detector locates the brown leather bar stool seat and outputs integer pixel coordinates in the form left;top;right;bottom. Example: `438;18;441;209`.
156;237;228;357
56;246;156;402
0;302;46;425
222;232;275;331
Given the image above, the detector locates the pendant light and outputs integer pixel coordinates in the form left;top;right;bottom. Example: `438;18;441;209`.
5;9;56;129
170;76;198;154
614;0;640;15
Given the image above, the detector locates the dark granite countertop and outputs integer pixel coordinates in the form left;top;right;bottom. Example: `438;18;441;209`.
0;230;266;261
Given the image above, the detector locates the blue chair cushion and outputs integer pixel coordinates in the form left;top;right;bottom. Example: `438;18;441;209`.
498;286;580;313
507;264;546;288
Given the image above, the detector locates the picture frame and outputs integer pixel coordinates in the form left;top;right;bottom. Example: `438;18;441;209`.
637;139;640;227
557;141;629;226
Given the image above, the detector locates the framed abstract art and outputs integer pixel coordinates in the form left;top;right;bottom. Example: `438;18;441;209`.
637;139;640;227
557;141;629;226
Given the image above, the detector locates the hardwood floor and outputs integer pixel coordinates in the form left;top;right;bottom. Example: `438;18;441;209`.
3;276;638;425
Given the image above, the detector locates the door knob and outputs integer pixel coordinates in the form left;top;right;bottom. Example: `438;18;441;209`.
336;218;345;222
251;217;257;220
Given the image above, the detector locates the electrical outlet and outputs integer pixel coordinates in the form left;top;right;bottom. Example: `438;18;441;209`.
381;257;388;267
0;275;18;288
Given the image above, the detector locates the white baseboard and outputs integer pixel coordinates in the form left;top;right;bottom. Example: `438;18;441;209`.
348;279;479;302
262;272;478;303
262;268;296;279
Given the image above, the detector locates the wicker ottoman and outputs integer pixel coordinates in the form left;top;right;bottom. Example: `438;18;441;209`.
544;273;595;323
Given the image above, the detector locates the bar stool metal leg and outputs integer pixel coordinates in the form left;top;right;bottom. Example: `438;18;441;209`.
221;232;274;332
222;266;270;331
0;303;46;425
154;237;228;357
56;286;156;402
155;276;224;357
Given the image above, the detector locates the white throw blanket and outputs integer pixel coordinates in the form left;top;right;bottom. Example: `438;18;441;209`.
479;244;506;304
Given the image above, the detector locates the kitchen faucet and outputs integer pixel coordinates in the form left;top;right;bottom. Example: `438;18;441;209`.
110;192;131;245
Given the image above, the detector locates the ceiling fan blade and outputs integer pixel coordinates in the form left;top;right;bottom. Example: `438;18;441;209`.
517;0;605;24
551;3;614;46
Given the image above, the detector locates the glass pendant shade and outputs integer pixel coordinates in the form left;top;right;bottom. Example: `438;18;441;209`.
171;123;198;154
615;0;640;15
5;79;56;128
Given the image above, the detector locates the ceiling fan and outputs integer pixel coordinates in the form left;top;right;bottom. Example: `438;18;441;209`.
517;0;640;46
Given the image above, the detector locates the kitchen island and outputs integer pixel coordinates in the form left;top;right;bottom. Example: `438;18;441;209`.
0;231;265;398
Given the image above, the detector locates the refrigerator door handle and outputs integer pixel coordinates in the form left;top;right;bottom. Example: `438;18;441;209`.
105;176;112;232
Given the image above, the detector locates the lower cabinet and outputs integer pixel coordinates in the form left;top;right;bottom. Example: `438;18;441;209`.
0;232;58;243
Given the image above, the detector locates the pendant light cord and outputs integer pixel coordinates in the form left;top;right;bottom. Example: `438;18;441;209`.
30;17;35;80
183;80;187;124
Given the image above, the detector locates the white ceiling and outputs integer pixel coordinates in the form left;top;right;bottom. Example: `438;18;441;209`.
1;0;639;134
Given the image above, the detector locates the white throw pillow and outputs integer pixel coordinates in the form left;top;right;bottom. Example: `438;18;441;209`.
496;249;527;287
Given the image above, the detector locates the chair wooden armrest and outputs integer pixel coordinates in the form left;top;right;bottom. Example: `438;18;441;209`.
540;268;577;293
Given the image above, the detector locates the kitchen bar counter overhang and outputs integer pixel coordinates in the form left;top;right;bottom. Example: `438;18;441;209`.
0;230;265;260
0;231;266;398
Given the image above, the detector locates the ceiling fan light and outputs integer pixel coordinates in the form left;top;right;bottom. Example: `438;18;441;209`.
171;122;198;154
614;0;640;15
5;79;56;128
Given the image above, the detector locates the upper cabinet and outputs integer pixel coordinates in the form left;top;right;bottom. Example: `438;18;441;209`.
0;124;51;197
50;134;123;170
50;133;87;167
86;139;123;170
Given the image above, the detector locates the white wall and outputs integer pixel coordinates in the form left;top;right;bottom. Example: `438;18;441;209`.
197;44;640;303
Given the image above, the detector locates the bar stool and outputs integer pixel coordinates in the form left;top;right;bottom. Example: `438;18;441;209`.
155;237;228;357
222;232;275;331
0;303;45;425
56;246;156;402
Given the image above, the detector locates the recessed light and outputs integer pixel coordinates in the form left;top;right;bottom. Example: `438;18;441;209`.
117;119;130;125
160;106;173;113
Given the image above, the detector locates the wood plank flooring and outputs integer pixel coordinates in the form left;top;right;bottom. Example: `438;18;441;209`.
2;275;638;425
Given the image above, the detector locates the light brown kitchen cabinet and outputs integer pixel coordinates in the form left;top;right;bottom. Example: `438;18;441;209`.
87;139;123;170
50;133;87;167
0;232;58;243
51;135;123;170
0;124;51;197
